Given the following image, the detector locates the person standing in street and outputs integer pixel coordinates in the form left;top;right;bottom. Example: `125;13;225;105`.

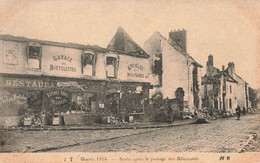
243;106;246;115
236;105;241;120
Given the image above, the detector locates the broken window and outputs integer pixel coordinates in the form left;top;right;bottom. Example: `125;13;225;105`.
82;52;95;76
27;43;42;70
106;57;117;78
229;99;232;109
152;54;163;86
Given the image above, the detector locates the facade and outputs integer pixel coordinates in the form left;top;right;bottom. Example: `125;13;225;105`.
0;31;150;127
226;62;250;110
202;55;238;114
143;30;203;114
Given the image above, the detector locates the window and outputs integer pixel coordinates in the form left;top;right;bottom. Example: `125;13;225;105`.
225;99;228;109
153;54;163;86
27;43;42;70
229;99;232;109
82;51;95;76
71;93;97;113
226;85;228;94
106;57;117;78
230;85;232;94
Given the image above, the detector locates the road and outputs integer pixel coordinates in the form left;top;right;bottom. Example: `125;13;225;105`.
1;114;259;153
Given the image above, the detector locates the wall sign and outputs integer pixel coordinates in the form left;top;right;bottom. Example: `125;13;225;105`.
57;81;105;91
50;55;75;72
0;90;27;105
127;73;148;78
53;55;72;63
126;63;148;79
128;64;144;71
1;78;56;89
3;41;19;65
47;90;69;105
49;55;76;72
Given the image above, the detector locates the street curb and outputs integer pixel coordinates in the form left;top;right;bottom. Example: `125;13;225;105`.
239;131;259;153
32;124;187;153
0;120;195;131
31;128;161;152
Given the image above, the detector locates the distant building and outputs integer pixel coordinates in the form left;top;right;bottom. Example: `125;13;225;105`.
0;30;151;127
144;30;203;114
202;55;238;114
226;62;250;110
249;87;257;109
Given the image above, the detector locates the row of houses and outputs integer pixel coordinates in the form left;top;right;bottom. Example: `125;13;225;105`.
202;55;250;114
0;27;251;126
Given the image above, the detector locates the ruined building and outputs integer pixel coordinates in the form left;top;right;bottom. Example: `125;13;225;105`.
144;29;203;115
0;27;151;127
225;62;250;110
202;55;238;114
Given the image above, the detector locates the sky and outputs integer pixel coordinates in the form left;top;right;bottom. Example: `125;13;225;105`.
0;0;259;88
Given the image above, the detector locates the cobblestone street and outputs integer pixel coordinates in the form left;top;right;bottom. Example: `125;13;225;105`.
1;114;259;153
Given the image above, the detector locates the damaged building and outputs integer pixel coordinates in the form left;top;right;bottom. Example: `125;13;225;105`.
202;55;238;114
143;29;203;116
225;62;250;110
0;28;151;127
202;55;250;115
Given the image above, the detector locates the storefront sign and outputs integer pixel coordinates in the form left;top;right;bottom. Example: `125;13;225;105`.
0;91;27;105
127;73;148;78
128;64;144;71
57;81;81;88
50;55;76;72
126;63;148;79
42;46;82;77
2;79;56;88
47;90;69;105
57;81;105;91
81;85;105;91
53;55;72;63
49;65;76;72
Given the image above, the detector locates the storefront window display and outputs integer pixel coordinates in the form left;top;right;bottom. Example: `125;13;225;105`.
71;92;97;113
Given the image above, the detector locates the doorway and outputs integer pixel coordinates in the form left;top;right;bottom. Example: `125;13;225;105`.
106;93;120;117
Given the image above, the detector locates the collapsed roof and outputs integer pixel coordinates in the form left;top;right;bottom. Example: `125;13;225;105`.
107;27;149;58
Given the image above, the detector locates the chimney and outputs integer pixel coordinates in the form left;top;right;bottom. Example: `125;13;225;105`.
228;62;235;76
208;54;213;67
206;54;214;76
169;29;187;52
222;65;225;71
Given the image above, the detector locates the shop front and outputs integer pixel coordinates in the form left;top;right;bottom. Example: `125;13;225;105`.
0;74;55;127
0;74;106;126
43;80;106;125
104;81;150;123
0;74;150;127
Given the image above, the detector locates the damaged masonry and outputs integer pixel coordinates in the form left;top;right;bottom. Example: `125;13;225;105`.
0;27;254;127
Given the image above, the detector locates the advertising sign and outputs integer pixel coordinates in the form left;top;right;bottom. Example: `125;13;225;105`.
117;55;150;82
47;90;69;105
3;41;19;65
0;78;56;89
42;46;82;78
